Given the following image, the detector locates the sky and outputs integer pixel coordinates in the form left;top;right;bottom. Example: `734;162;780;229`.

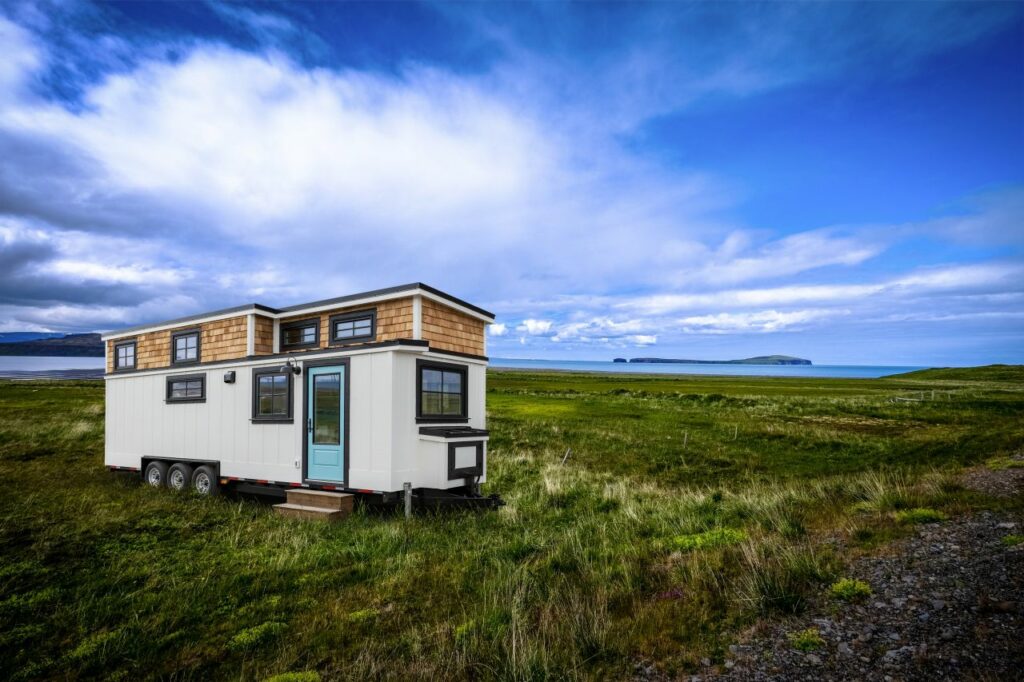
0;1;1022;366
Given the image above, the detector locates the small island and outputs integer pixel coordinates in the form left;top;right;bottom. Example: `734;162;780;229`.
624;355;811;366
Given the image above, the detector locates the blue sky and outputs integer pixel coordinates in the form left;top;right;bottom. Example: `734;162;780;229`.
0;1;1022;365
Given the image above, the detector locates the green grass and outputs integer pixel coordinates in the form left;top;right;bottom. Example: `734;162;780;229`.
892;364;1024;382
0;367;1022;680
829;577;872;602
672;527;747;552
1001;534;1024;547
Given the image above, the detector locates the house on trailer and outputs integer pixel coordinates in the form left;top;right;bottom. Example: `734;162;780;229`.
103;283;498;515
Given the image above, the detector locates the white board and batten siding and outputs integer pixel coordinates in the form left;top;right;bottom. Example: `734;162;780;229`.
105;346;488;492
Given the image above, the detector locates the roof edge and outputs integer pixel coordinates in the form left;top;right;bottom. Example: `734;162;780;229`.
101;283;494;341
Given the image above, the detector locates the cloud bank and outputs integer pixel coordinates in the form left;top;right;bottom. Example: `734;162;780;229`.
0;2;1021;364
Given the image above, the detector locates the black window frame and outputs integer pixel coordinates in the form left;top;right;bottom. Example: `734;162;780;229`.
252;367;293;423
165;373;206;403
170;329;201;365
279;317;320;350
113;339;137;372
416;359;469;423
448;441;485;480
329;309;376;345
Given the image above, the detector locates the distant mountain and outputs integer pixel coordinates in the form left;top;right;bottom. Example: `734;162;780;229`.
0;332;64;344
0;333;104;357
626;355;812;366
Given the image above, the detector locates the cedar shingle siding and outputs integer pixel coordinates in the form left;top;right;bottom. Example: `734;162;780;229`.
278;297;414;350
106;315;248;372
253;315;275;355
421;298;485;356
202;316;249;362
105;293;488;373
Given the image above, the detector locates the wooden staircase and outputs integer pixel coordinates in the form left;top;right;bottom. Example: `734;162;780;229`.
274;489;354;522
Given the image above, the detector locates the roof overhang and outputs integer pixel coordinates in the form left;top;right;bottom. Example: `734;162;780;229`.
100;283;495;341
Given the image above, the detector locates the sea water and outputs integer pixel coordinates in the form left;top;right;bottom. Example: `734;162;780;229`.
490;358;927;379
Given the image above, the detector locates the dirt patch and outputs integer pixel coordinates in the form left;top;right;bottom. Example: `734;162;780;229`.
962;453;1024;498
962;466;1024;498
713;510;1024;681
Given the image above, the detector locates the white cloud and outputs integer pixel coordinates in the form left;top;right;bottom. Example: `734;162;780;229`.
0;17;39;99
47;260;183;286
620;263;1024;315
0;8;1020;367
675;229;882;287
517;319;553;335
679;309;841;334
627;334;657;345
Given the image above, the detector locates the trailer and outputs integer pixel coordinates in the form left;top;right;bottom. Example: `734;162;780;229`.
102;283;502;517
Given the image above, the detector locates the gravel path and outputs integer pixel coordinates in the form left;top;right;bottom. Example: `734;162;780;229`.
718;510;1024;681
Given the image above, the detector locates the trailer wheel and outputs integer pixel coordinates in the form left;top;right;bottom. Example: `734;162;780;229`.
167;463;194;492
191;465;220;496
144;461;169;488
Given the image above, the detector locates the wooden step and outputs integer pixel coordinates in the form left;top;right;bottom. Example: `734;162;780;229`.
286;489;354;511
273;503;346;522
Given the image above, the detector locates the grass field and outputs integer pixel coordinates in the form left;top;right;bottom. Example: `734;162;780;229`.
1;367;1022;680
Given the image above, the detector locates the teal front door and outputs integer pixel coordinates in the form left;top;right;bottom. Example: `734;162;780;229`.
306;365;346;483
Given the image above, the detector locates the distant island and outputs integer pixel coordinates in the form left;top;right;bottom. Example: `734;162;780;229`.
0;333;104;357
622;355;812;366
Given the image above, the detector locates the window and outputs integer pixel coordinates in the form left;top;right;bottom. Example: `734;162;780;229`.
448;441;484;480
166;374;205;403
114;340;136;370
171;330;200;364
280;318;320;349
417;360;468;422
252;368;293;421
329;309;376;344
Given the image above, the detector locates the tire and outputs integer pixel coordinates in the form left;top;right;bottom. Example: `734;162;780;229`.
191;465;220;496
144;460;169;488
167;463;194;492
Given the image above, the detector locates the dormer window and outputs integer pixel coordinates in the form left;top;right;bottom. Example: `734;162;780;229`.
171;330;201;364
280;318;320;350
114;340;136;371
330;310;376;344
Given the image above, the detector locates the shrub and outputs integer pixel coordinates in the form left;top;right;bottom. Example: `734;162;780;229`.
345;609;377;624
740;544;836;616
264;674;320;682
453;620;475;645
986;457;1024;470
893;508;946;524
227;622;287;652
829;578;872;602
787;627;824;652
672;527;747;552
1001;534;1024;547
68;628;123;664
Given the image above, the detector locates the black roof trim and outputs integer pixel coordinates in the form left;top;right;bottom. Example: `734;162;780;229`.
105;283;494;338
416;283;496;319
105;303;278;337
279;282;495;319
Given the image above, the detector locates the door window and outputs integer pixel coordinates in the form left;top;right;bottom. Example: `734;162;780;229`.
313;372;341;444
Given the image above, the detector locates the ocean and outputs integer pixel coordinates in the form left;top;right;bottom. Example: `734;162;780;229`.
0;355;929;380
0;356;106;379
489;357;927;379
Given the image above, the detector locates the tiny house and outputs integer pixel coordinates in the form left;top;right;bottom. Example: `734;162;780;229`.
103;283;498;510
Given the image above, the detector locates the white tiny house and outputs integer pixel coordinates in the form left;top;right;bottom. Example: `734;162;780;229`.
103;283;499;509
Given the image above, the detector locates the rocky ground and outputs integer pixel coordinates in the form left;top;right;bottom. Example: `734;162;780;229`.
708;463;1024;681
